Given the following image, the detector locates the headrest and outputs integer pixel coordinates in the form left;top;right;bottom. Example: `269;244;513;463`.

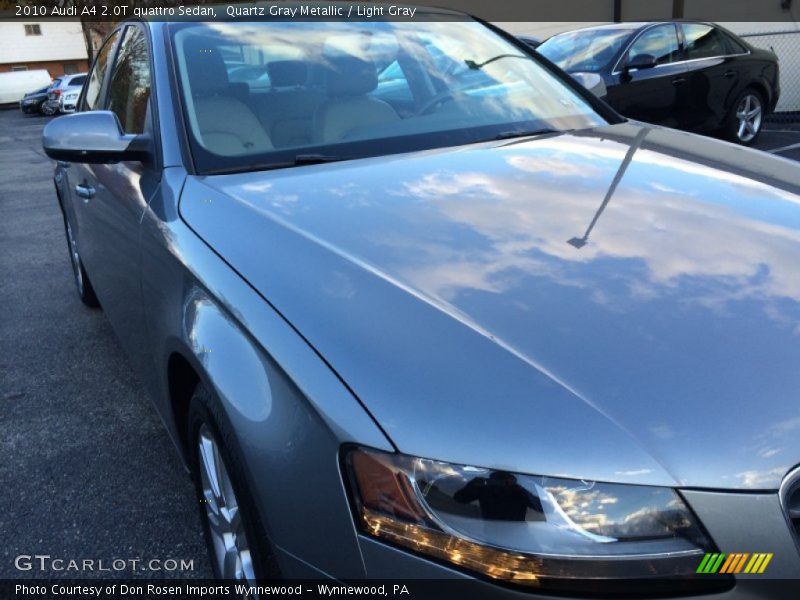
183;36;228;96
324;55;378;97
267;60;308;87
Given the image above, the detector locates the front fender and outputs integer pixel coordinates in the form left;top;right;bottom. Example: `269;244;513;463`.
139;170;392;578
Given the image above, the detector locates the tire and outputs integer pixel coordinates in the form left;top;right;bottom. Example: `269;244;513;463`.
723;87;765;146
188;383;281;584
62;215;100;308
41;101;57;116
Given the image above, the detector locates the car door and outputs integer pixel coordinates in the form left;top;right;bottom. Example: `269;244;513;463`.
60;30;120;265
679;23;742;131
605;24;689;127
70;24;156;372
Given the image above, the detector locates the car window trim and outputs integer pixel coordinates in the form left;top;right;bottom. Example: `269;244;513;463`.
98;26;126;111
105;25;149;132
163;22;196;174
78;28;123;113
141;21;164;173
103;22;162;172
103;24;136;114
611;22;750;75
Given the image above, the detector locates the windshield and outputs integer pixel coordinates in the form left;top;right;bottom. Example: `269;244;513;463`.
537;27;635;73
171;19;608;174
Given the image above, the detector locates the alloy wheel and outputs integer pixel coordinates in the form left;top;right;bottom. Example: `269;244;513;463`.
197;424;257;584
735;93;762;143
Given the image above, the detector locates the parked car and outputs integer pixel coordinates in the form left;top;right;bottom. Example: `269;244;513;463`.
536;21;780;144
19;85;50;114
47;72;87;114
59;87;83;114
0;69;51;105
43;11;800;592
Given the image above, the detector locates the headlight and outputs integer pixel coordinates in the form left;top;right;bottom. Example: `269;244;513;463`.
345;447;727;593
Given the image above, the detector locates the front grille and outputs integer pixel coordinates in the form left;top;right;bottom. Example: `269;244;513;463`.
782;467;800;551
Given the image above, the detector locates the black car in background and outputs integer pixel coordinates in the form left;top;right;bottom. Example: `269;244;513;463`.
537;21;780;145
19;86;50;115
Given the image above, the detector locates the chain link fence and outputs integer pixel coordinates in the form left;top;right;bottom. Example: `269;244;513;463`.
739;29;800;124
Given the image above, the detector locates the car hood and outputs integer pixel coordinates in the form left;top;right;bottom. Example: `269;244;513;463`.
182;122;800;490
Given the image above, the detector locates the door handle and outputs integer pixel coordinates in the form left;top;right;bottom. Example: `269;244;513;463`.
75;183;96;200
723;70;736;79
671;77;687;86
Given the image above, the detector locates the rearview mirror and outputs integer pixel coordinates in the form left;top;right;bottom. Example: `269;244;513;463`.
624;54;657;72
42;111;150;164
571;72;607;98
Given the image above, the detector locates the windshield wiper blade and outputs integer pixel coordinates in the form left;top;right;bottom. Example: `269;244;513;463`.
494;128;562;141
465;54;529;70
292;153;347;165
208;154;349;175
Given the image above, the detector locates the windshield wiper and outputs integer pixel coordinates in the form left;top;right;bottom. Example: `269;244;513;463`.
493;128;563;141
208;154;349;175
464;54;530;70
292;153;348;165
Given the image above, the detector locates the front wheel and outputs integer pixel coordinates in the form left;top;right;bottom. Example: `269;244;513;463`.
724;88;765;145
63;217;100;308
188;384;280;584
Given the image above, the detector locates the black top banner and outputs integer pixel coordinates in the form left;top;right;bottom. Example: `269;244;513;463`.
2;0;800;22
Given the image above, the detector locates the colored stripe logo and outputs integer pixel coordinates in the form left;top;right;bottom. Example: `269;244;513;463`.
697;552;773;574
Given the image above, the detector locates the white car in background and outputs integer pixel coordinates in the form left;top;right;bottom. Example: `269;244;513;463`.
59;88;82;113
0;69;52;105
47;73;87;114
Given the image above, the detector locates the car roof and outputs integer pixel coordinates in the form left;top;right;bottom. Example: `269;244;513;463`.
560;22;648;33
60;73;87;85
550;20;720;36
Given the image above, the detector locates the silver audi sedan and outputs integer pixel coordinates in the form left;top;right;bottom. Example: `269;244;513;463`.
43;5;800;596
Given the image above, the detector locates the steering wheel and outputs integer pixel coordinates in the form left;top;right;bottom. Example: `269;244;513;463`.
415;89;469;117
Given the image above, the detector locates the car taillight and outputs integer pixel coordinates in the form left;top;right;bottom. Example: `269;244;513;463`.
53;89;61;97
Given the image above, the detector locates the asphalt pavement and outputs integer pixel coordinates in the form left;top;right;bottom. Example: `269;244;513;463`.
0;106;797;581
760;116;800;161
0;109;212;579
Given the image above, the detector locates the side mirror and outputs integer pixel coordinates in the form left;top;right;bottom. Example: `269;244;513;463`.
42;111;150;164
624;54;657;73
571;72;607;98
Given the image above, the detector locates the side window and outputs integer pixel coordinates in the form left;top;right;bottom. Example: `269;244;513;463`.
627;25;680;66
106;26;152;135
683;24;728;59
83;30;120;111
722;31;748;55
